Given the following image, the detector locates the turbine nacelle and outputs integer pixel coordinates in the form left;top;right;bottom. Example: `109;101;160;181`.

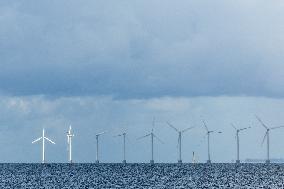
67;126;74;135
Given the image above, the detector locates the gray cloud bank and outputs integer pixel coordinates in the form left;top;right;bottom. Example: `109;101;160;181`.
1;0;284;98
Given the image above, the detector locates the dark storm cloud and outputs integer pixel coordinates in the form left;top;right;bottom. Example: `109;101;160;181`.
1;0;284;98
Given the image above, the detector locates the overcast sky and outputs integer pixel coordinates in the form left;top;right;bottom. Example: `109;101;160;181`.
1;0;284;163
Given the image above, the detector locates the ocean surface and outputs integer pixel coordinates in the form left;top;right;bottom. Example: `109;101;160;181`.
0;163;283;188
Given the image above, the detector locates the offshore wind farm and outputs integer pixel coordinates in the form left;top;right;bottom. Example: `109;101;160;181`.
1;116;284;188
1;0;284;188
26;116;284;164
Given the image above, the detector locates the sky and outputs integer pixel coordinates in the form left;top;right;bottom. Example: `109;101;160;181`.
1;0;284;163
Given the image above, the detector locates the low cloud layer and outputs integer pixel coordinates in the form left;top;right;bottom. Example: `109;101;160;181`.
1;1;284;98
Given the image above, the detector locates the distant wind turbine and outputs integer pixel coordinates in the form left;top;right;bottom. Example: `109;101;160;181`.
137;118;163;164
256;115;284;164
32;129;55;163
67;125;74;163
95;131;106;163
114;132;127;164
231;124;250;164
202;120;222;163
166;121;194;163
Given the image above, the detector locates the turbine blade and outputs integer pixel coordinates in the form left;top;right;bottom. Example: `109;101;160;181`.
202;120;209;132
137;133;151;140
44;137;56;144
126;135;131;143
201;134;207;141
152;117;156;132
181;126;194;133
231;123;237;130
113;134;122;137
261;132;268;146
96;131;106;136
255;115;268;129
270;125;284;130
166;122;178;132
153;134;164;144
32;137;42;144
239;127;251;132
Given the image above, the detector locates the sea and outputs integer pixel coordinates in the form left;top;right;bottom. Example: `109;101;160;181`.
0;163;283;188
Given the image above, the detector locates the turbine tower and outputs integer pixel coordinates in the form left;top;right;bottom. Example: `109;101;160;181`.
256;115;284;164
166;122;194;163
114;132;127;164
137;118;163;164
231;124;250;164
192;151;197;164
202;120;221;163
32;129;55;163
95;131;106;163
67;125;74;163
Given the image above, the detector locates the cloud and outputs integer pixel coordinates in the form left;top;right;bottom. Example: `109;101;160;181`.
1;0;284;99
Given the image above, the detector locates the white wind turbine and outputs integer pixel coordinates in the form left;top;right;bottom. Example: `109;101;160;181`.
166;122;194;163
67;125;74;163
202;120;221;163
32;129;55;163
114;132;127;164
256;115;284;164
137;118;163;164
95;131;106;163
231;124;250;164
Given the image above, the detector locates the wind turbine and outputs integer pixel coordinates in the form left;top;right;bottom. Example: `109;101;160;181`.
137;118;163;164
32;129;55;163
67;125;74;163
202;120;221;163
256;115;284;164
114;132;127;164
95;131;106;163
231;124;250;164
166;122;194;163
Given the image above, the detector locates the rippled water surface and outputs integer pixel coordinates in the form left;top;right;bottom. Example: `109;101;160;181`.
0;163;284;188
